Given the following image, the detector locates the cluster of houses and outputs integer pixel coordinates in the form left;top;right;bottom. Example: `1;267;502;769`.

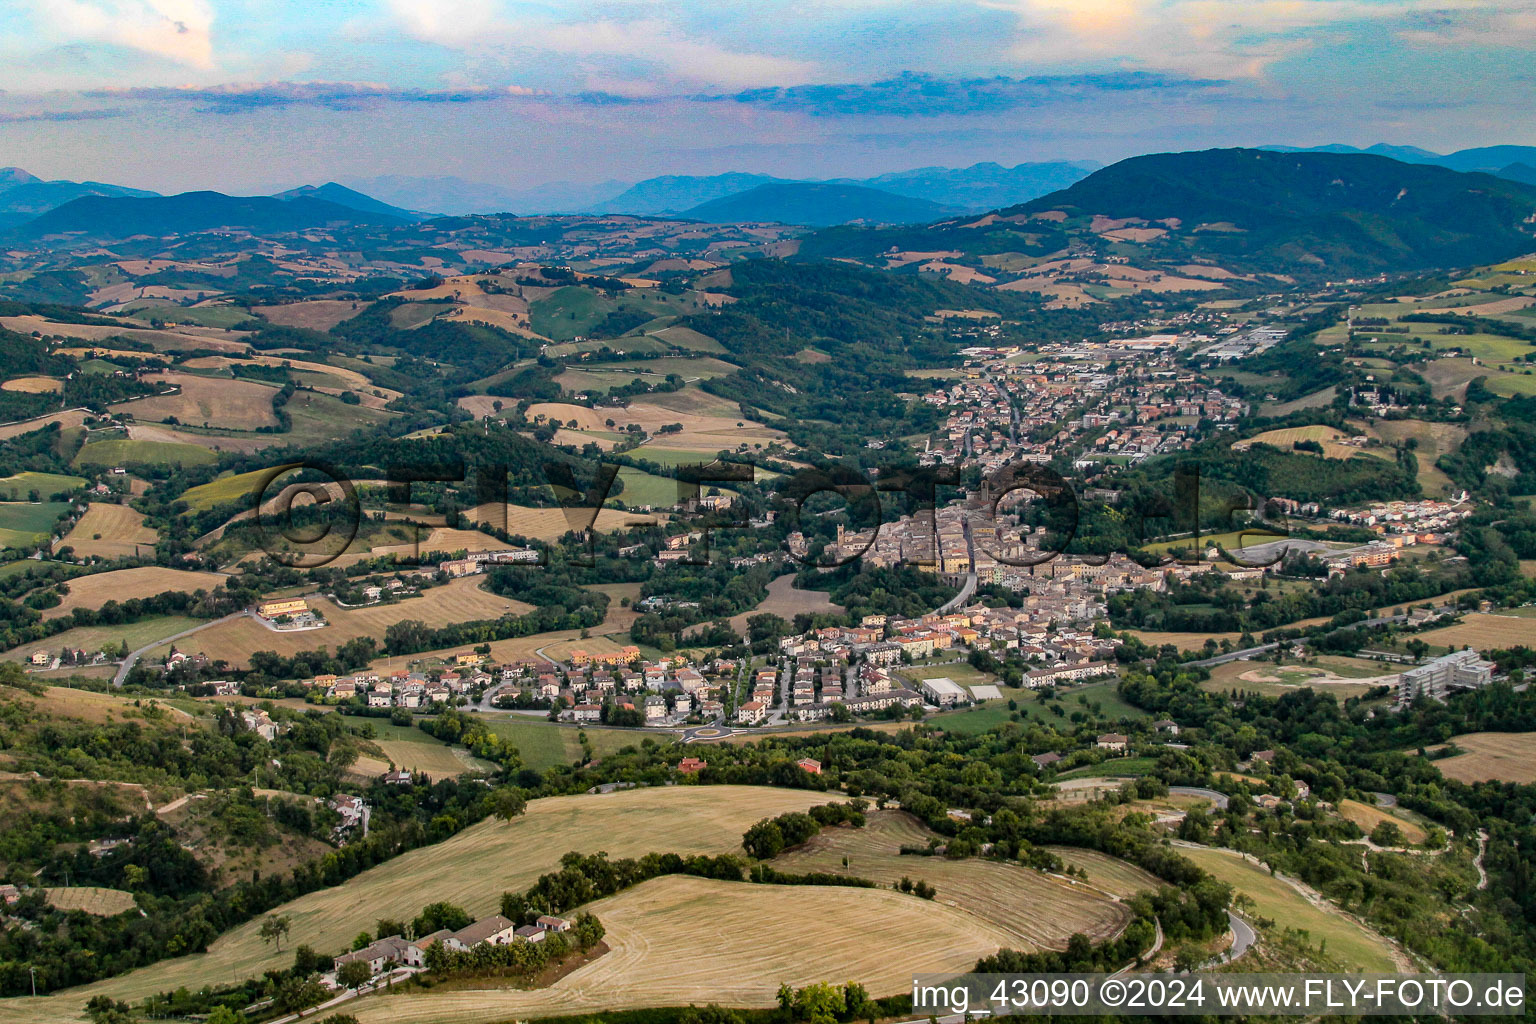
330;913;572;985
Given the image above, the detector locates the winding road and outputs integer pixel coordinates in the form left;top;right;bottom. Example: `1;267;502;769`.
112;610;251;687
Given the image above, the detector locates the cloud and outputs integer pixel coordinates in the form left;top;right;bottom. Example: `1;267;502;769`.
86;80;541;114
27;0;214;68
713;70;1227;117
0;108;125;124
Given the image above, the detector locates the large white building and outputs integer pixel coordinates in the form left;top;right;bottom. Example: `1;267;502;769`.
1396;649;1495;705
918;677;970;706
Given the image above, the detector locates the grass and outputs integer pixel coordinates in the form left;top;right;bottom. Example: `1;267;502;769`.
529;288;684;342
615;466;685;508
1045;846;1163;898
74;437;217;468
3;615;205;663
0;472;86;500
1178;847;1397;972
112;372;280;430
626;446;725;468
17;786;831;1012
180;466;297;512
352;721;493;778
928;679;1145;734
1427;732;1536;784
124;304;253;328
0;501;69;548
772;810;1130;949
1337;799;1428;845
472;718;652;772
1057;757;1161;780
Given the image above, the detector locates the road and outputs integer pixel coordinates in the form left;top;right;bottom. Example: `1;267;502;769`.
1184;611;1416;668
937;571;977;613
112;610;250;687
1203;911;1258;967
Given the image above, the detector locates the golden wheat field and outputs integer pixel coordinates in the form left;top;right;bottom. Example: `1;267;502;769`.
43;887;137;917
1;376;62;393
462;505;660;541
1414;613;1536;651
0;786;829;1021
109;372;280;430
43;567;229;620
1337;799;1428;845
157;576;534;667
1428;732;1536;784
59;503;159;560
343;875;1020;1024
773;811;1131;949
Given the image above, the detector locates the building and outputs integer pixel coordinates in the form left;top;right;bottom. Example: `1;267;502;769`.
445;915;519;951
918;677;969;706
256;598;308;619
796;757;822;775
677;757;708;774
1397;649;1496;704
736;700;766;725
334;934;416;977
537;915;572;933
514;924;546;942
1031;751;1063;769
1096;733;1128;752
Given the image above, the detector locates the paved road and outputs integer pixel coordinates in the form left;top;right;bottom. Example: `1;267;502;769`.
112;610;250;687
1185;612;1416;668
1169;786;1230;810
937;571;978;613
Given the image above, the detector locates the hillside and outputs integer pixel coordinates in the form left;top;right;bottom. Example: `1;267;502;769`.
273;181;424;220
686;182;957;225
15;190;408;240
1008;148;1536;275
0;176;159;229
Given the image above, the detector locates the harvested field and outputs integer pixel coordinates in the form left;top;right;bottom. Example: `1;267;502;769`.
1;376;61;393
59;503;159;560
14;786;830;1014
43;887;137;917
0;684;195;727
1234;425;1387;462
527;394;783;453
1366;419;1466;496
0;316;251;354
727;573;843;635
1337;798;1428;845
0;409;88;441
42;567;227;620
1414;613;1535;651
463;504;658;541
111;373;278;430
125;422;274;456
360;722;493;778
1127;629;1244;651
1045;847;1163;898
1429;732;1536;784
159;576;533;667
343;875;1019;1024
3;616;204;665
74;437;217;468
252;300;366;331
774;810;1130;950
1178;847;1398;972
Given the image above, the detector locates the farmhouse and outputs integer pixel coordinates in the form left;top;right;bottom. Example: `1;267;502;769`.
536;914;572;932
256;598;308;619
1031;751;1063;769
446;915;519;950
796;757;823;775
1096;733;1128;752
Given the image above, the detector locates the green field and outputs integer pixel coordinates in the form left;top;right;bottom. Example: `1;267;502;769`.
74;438;217;468
648;325;727;353
0;501;69;548
281;389;395;445
477;716;650;771
180;465;296;511
0;471;87;500
4;615;205;661
930;678;1145;734
125;304;254;328
529;287;684;342
627;446;724;468
588;356;738;379
1056;757;1160;780
1179;847;1398;971
1368;332;1533;363
616;465;685;508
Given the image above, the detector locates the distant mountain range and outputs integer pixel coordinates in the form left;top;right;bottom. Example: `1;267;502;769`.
343;161;1101;218
1262;143;1536;184
272;182;426;221
683;182;960;226
1008;148;1536;275
0;167;158;229
17;190;409;240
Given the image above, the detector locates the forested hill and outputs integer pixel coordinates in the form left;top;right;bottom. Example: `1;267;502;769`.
15;190;408;240
1007;148;1536;275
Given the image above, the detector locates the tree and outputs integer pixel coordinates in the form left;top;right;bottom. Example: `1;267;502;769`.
259;914;291;952
491;786;527;821
793;981;846;1024
206;1008;245;1024
337;960;374;990
412;901;471;937
351;931;373;951
574;911;606;950
1370;821;1403;847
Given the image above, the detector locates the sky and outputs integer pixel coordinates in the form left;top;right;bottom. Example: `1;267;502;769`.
0;0;1533;194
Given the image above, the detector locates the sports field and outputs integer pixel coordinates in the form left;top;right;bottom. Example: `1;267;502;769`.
59;503;160;560
42;567;228;620
2;786;830;1016
773;810;1130;950
1178;847;1398;971
1429;732;1536;784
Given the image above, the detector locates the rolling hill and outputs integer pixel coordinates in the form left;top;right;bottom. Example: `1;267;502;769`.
274;181;425;220
1008;148;1536;275
0;168;159;229
14;190;408;240
685;182;957;225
